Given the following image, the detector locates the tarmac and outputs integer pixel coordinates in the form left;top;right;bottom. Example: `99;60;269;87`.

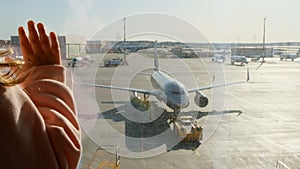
66;52;300;169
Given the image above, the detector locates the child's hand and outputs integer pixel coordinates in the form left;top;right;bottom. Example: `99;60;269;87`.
18;20;61;67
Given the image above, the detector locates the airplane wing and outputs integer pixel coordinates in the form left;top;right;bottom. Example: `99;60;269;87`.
78;82;152;95
187;68;249;93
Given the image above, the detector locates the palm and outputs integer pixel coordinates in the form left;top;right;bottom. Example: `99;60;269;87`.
18;20;61;66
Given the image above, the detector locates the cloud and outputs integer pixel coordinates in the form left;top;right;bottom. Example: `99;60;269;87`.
63;0;103;38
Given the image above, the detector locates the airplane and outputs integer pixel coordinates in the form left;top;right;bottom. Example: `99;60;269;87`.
79;41;249;116
110;43;154;53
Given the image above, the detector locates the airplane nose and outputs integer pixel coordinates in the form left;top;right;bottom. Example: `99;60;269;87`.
181;97;189;108
173;96;189;109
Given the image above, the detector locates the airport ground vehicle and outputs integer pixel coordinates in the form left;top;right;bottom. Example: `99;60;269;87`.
212;54;226;63
104;58;123;67
173;115;203;143
231;55;248;65
86;145;120;169
280;54;299;61
68;58;78;67
67;56;95;67
250;55;260;62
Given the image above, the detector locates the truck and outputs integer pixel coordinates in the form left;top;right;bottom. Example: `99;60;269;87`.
86;145;120;169
173;115;203;143
230;55;248;65
212;54;226;63
67;58;78;67
104;58;123;67
280;53;299;62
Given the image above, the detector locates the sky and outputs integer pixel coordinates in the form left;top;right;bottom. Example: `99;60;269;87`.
1;0;300;43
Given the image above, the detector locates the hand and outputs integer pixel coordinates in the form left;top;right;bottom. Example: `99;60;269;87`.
18;20;61;67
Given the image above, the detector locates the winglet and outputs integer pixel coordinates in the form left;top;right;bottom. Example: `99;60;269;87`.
246;68;250;82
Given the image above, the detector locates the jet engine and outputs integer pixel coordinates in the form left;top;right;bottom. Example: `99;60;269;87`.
130;96;151;111
194;91;209;108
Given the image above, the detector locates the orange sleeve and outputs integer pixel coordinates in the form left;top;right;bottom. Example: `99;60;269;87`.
24;65;82;169
0;65;81;169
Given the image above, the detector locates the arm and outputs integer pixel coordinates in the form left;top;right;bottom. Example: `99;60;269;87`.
23;66;81;169
18;20;81;168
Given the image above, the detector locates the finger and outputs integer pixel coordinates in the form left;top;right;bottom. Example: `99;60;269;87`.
50;32;61;64
50;32;59;49
37;23;51;53
18;26;32;62
28;20;42;55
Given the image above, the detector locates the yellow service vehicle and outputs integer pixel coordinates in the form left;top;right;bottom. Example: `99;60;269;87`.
173;115;203;143
86;145;120;169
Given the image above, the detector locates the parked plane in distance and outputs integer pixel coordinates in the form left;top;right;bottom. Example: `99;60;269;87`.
79;42;249;116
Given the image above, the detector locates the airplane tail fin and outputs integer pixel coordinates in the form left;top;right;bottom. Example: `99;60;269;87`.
154;41;159;71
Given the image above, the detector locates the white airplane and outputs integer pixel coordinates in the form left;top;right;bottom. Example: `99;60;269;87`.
79;42;249;114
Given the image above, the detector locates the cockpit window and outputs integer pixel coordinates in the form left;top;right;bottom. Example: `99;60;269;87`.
164;81;186;95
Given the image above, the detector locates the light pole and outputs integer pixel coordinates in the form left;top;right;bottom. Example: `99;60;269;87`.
262;18;266;63
123;17;127;65
256;17;266;70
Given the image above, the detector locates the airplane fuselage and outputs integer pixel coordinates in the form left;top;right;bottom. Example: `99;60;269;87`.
150;70;189;110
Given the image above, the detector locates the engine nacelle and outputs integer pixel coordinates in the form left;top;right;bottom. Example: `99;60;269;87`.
194;91;209;108
130;96;151;111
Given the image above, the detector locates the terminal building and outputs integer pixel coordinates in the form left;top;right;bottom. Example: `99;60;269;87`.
231;47;274;57
85;41;102;54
